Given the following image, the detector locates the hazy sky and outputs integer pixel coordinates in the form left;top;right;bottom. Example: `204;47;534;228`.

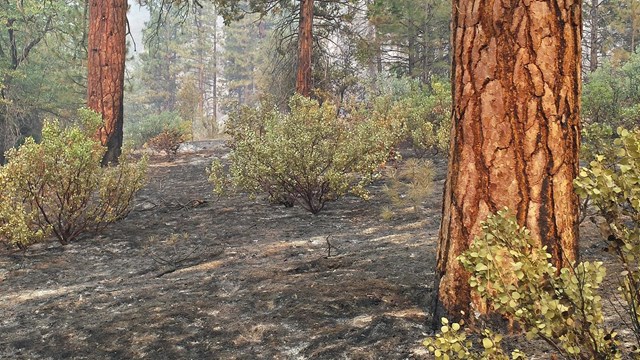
128;3;150;56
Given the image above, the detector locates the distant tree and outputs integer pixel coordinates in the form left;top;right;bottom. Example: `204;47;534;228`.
214;0;359;98
435;0;581;319
87;0;127;165
367;0;450;84
190;3;220;138
221;14;267;106
126;1;220;140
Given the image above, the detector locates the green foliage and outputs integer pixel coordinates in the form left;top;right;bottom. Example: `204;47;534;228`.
581;122;617;164
583;53;640;129
576;127;640;225
367;0;450;81
576;127;640;345
425;318;525;359
209;95;396;214
354;78;451;156
224;13;269;106
125;1;219;141
146;128;186;156
0;0;86;162
0;110;147;248
381;158;434;219
578;123;618;222
124;111;190;148
401;81;451;155
459;210;616;358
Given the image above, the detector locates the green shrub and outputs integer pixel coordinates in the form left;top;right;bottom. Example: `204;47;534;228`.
361;80;451;156
576;127;640;343
401;81;451;155
581;122;617;164
576;127;640;226
0;109;147;248
425;317;525;359
583;53;640;129
124;111;190;148
209;95;396;214
146;128;185;156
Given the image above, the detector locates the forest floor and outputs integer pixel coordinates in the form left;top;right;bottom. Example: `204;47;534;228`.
0;140;618;359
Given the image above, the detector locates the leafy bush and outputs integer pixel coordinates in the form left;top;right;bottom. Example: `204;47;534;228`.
428;128;640;358
576;127;640;226
581;122;617;164
578;123;619;222
209;95;397;214
124;111;191;148
343;80;451;157
583;53;640;129
146;128;185;156
576;127;640;343
0;109;147;248
400;81;451;155
426;317;525;359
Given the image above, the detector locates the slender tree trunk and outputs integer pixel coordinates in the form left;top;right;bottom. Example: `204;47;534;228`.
212;5;218;138
590;0;599;71
408;34;416;78
633;0;638;52
194;9;207;140
422;7;432;85
87;0;127;165
296;0;313;97
435;0;581;319
376;44;383;74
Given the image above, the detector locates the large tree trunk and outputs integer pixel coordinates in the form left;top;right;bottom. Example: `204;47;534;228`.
87;0;127;166
435;0;581;319
296;0;313;97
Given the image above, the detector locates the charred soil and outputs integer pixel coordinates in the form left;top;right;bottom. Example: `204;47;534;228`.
0;141;444;359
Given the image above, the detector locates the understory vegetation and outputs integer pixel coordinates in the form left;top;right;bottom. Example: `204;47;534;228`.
124;111;192;152
207;85;449;214
380;158;435;220
0;110;147;248
208;95;397;214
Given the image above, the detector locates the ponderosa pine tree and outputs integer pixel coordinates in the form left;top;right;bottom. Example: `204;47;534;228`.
87;0;127;165
296;0;313;96
435;0;582;319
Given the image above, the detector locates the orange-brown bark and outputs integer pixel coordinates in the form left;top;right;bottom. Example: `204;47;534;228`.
296;0;313;97
436;0;581;318
87;0;127;165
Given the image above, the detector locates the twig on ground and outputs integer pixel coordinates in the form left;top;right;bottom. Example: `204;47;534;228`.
326;235;336;257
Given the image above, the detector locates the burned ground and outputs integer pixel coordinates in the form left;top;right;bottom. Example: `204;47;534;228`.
0;141;444;359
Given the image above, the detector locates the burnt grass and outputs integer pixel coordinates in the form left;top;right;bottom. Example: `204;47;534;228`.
0;140;619;359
